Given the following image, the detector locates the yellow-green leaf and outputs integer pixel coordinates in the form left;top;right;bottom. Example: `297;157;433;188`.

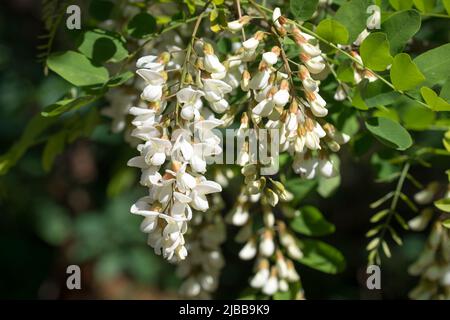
390;53;425;91
420;87;450;111
360;32;393;71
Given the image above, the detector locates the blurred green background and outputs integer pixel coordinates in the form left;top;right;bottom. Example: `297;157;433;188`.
0;0;448;299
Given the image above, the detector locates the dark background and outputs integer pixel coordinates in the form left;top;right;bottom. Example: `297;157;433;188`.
0;0;448;299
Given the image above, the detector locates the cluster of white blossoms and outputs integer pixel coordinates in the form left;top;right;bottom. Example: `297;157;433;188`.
409;222;450;299
177;194;226;299
220;7;352;297
128;41;237;262
237;8;350;181
408;186;450;299
238;215;304;297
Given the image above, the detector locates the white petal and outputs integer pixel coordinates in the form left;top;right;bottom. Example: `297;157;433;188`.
136;69;165;85
262;52;278;65
141;84;163;102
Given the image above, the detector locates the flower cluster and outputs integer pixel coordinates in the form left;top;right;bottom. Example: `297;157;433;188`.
409;222;450;299
128;43;231;262
177;194;226;299
238;217;304;297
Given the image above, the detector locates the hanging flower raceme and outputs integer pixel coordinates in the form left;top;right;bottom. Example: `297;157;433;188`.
127;42;230;262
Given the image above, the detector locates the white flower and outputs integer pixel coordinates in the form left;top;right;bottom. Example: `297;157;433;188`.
141;137;172;166
189;179;222;211
250;267;270;288
137;69;166;102
203;79;232;101
319;158;336;178
177;87;204;120
228;20;244;32
203;43;226;74
300;54;326;74
227;205;249;226
354;28;370;46
306;91;328;117
276;253;289;278
262;268;278;295
262;51;278;65
239;238;257;260
293;153;318;179
272;7;282;29
260;231;275;257
286;260;300;282
334;84;348;101
136;55;165;72
211;99;230;113
180;277;201;297
172;133;194;163
243;37;259;51
227;16;251;32
273;80;290;107
252;98;275;117
174;163;197;193
249;69;271;90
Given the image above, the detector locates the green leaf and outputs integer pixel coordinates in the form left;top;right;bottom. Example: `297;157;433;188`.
381;10;421;54
335;0;371;43
434;198;450;212
107;71;134;87
42;132;66;172
42;95;98;117
442;219;450;229
389;0;413;10
47;51;109;87
370;209;390;223
390;53;425;91
290;0;320;21
127;12;157;38
381;241;391;258
413;0;436;12
401;101;436;130
316;19;349;44
414;43;450;86
290;206;335;236
284;178;317;207
360;32;393;71
77;29;128;63
365;117;413;150
444;0;450;15
297;239;346;274
420;87;450;111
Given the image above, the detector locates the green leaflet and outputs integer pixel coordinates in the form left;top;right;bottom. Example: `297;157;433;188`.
290;0;320;21
297;239;346;274
77;29;129;63
390;53;425;91
365;116;413;150
316;19;349;45
414;43;450;86
290;206;336;236
335;0;371;43
360;32;393;71
420;87;450;111
47;51;109;87
381;10;421;54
